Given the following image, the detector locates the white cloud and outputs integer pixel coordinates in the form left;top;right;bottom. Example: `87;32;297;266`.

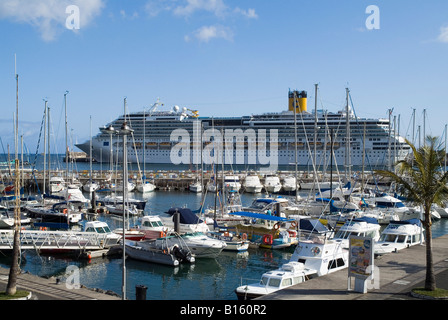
437;26;448;43
120;9;139;20
145;0;258;20
234;7;258;19
145;0;257;43
187;24;233;43
173;0;227;18
0;0;104;41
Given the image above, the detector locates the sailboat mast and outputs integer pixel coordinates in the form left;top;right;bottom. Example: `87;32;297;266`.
293;90;299;199
345;88;351;181
64;91;69;180
43;100;47;194
47;106;51;190
314;84;318;170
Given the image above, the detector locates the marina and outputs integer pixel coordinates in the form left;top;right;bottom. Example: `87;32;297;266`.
0;92;446;301
1;155;448;300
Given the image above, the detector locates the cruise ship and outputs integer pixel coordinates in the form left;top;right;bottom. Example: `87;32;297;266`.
76;90;410;169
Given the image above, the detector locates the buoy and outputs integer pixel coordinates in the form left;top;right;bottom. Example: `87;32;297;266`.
262;234;273;245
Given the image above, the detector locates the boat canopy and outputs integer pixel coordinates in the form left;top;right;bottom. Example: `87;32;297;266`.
165;207;204;224
389;218;421;226
229;211;293;222
351;216;379;225
298;219;329;234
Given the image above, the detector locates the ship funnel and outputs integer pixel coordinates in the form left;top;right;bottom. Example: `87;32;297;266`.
288;90;307;113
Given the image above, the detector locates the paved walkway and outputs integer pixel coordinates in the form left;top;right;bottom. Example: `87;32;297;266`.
260;234;448;300
0;266;121;300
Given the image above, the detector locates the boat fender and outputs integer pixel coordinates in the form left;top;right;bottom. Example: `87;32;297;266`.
262;234;273;245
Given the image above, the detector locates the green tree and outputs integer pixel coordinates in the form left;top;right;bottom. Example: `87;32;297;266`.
376;136;448;291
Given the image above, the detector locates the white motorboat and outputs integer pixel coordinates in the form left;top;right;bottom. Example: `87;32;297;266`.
178;232;227;258
136;181;156;193
224;175;241;192
96;195;146;211
433;203;448;218
189;181;203;193
83;181;99;193
332;216;381;249
49;176;66;194
290;231;349;277
84;220;122;248
106;203;140;216
161;207;210;234
206;182;218;193
111;181;136;192
143;231;226;259
264;175;282;193
0;206;14;228
62;185;89;204
374;219;425;256
137;215;171;239
243;174;263;193
125;239;195;266
366;195;420;221
206;230;249;251
281;176;297;192
235;261;316;300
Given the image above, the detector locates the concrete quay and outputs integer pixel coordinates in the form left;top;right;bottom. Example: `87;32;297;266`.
0;266;121;300
260;234;448;301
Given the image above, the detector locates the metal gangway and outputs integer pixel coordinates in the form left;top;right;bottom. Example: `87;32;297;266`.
0;229;113;252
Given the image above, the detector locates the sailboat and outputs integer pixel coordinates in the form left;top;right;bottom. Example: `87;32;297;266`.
136;109;156;193
189;179;202;193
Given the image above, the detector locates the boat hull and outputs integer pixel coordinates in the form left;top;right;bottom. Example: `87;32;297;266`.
125;241;180;267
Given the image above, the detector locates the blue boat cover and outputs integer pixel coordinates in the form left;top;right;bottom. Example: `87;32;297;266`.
229;211;292;222
253;198;276;204
165;207;204;224
352;216;379;225
391;218;421;226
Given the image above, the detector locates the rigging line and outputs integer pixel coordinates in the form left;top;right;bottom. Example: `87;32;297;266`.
348;92;379;188
30;108;47;195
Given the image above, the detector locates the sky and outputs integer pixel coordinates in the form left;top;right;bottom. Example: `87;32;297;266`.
1;0;448;155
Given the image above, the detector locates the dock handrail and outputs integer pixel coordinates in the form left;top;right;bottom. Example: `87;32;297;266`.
0;229;112;251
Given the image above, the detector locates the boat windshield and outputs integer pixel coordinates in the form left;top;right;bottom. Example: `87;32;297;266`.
87;226;111;233
260;276;283;288
380;234;406;243
250;201;268;210
143;220;164;228
335;230;353;239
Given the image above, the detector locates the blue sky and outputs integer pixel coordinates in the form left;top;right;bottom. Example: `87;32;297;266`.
1;0;448;155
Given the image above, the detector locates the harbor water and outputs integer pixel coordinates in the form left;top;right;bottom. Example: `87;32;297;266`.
0;190;297;300
1;155;448;300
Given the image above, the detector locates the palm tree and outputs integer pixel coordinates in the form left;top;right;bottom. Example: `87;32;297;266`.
375;136;448;291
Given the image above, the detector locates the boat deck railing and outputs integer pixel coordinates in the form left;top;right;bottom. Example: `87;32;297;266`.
0;229;110;251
